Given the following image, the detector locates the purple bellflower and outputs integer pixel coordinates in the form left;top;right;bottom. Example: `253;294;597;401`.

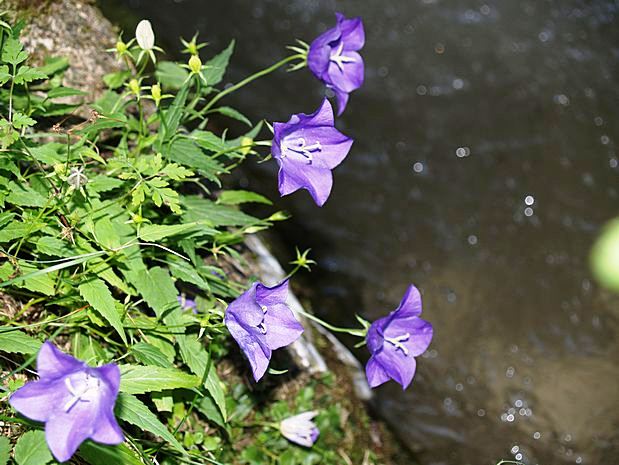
365;285;433;389
272;99;353;207
9;342;123;462
308;12;365;115
224;280;304;381
280;411;320;447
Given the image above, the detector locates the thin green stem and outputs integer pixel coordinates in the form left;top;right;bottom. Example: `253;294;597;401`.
192;54;304;121
294;307;364;336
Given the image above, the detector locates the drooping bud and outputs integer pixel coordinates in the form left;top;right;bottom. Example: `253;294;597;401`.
135;20;155;50
188;55;202;74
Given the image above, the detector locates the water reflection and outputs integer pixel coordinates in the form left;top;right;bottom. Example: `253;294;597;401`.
101;0;619;463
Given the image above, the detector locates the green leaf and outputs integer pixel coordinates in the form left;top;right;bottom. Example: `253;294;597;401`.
164;138;224;183
78;278;127;343
1;37;28;65
13;66;47;84
196;394;226;429
28;142;66;164
138;222;201;242
182;195;259;227
102;70;130;89
87;175;124;193
35;236;76;257
118;364;200;394
0;330;41;354
156;61;189;89
218;190;272;205
5;181;46;207
0;65;10;85
159;85;189;145
130;342;173;368
78;442;143;465
131;267;178;318
116;393;186;453
14;431;53;465
0;436;9;465
202;40;235;86
37;56;69;76
210;106;251;126
14;261;57;296
12;112;36;129
0;220;43;243
47;86;87;99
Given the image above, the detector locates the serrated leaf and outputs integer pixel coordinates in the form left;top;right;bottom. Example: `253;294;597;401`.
14;66;47;84
182;195;259;227
78;442;143;465
116;393;186;453
78;278;127;343
102;70;130;89
131;267;178;319
12;112;36;129
14;431;53;465
118;364;200;394
35;236;76;257
217;190;272;205
14;261;57;296
159;85;189;145
164;138;224;184
0;330;41;354
202;40;234;86
0;65;10;85
28;142;66;164
130;342;173;368
86;175;124;193
2;37;28;65
37;56;69;76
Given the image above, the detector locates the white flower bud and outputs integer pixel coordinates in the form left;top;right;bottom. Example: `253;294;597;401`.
135;20;155;50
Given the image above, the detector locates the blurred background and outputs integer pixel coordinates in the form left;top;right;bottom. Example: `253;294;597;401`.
100;1;619;464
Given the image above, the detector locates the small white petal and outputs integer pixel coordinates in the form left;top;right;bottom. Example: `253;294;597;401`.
135;20;155;50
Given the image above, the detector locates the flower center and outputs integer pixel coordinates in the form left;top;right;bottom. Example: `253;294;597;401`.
282;137;322;164
329;41;357;72
257;304;268;334
384;333;410;356
63;374;101;412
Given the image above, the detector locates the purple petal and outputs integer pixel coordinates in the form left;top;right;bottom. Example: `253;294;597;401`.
45;402;99;462
395;284;423;317
283;165;333;207
9;378;66;422
90;410;124;445
37;341;84;380
255;280;289;307
374;347;417;389
308;25;342;79
263;303;304;350
366;318;387;354
336;13;365;51
225;311;271;381
294;99;335;128
95;364;121;395
386;317;433;357
296;126;353;170
225;283;263;327
278;169;304;196
365;356;391;388
333;87;350;116
326;52;364;93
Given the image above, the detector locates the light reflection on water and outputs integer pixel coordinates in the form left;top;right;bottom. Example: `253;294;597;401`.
102;0;619;463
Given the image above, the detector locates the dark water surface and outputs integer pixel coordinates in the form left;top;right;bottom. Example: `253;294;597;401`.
101;1;619;463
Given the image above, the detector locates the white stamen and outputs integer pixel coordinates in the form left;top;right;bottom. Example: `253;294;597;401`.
63;375;100;412
384;333;410;356
329;42;356;72
257;322;267;334
260;305;268;314
284;137;322;164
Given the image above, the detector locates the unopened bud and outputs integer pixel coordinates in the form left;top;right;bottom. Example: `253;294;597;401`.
151;83;161;105
240;137;253;155
129;79;140;96
116;40;128;55
188;55;202;74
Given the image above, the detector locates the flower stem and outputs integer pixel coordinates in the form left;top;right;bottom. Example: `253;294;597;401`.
294;307;366;338
192;53;304;120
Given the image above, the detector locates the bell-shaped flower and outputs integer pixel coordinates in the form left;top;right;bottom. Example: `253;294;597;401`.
135;19;155;50
9;342;123;462
308;13;365;115
365;285;433;389
272;99;353;207
280;411;320;447
224;280;304;381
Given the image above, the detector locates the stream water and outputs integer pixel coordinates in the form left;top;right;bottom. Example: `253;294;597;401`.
101;1;619;463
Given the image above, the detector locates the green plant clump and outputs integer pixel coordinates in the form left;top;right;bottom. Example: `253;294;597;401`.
0;15;384;465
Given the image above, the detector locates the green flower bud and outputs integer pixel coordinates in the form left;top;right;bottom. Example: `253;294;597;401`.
129;78;140;96
240;136;253;155
116;40;128;55
188;55;202;74
591;218;619;292
151;83;161;105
